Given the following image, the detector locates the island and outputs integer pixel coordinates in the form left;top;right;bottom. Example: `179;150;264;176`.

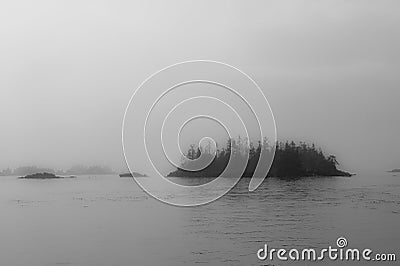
19;172;76;179
168;139;353;178
119;172;148;177
388;169;400;173
1;165;115;177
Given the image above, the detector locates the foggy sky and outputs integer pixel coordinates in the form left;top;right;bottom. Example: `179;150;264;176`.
1;0;399;174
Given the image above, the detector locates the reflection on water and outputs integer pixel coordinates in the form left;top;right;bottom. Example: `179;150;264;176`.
0;173;399;266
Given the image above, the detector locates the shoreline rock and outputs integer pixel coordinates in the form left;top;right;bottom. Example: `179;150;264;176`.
119;172;147;177
167;169;354;178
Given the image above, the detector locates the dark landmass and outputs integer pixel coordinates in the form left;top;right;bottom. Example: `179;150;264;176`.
168;139;353;178
388;169;400;173
119;172;147;177
19;172;76;179
1;165;115;176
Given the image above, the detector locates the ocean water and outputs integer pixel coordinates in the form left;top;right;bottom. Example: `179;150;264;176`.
0;173;399;266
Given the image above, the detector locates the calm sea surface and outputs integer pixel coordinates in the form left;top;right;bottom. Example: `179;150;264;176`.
0;173;399;266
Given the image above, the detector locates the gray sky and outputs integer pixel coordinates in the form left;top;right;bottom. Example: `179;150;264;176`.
1;0;399;174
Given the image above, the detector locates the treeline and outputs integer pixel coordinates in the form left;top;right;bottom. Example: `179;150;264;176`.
168;138;351;178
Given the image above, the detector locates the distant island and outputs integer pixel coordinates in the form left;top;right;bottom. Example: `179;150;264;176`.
58;165;115;175
168;138;352;178
388;169;400;173
19;172;76;179
1;165;115;176
119;172;147;177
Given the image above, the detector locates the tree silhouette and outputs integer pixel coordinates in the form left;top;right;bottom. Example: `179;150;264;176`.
168;138;351;178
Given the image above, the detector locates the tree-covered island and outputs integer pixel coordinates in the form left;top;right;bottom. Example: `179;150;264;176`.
168;138;352;178
19;172;76;179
